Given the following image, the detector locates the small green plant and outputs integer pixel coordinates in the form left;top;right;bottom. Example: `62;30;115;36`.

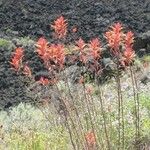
0;38;10;47
142;55;150;63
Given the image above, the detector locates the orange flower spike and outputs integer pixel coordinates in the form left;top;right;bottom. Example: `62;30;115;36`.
78;75;84;84
85;131;96;146
105;23;123;54
51;16;67;39
89;38;101;59
36;37;48;57
89;38;100;50
38;77;49;86
56;44;65;68
23;64;32;77
14;47;24;60
47;43;65;68
75;38;87;63
80;54;87;64
123;31;135;65
125;31;134;48
143;62;149;68
123;47;135;64
75;38;86;51
85;86;94;94
112;22;122;34
10;57;20;71
10;47;24;72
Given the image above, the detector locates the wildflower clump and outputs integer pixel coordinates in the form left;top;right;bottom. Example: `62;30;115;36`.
51;16;68;39
105;23;135;67
10;47;24;72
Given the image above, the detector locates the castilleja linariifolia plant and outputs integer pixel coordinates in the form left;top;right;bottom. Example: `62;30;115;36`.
9;16;141;150
51;16;68;39
10;47;24;72
105;22;138;150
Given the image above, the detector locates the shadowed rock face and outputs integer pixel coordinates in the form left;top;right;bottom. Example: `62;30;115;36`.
0;0;150;41
134;31;150;57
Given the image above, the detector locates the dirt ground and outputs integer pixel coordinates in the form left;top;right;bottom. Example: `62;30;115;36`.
0;0;150;109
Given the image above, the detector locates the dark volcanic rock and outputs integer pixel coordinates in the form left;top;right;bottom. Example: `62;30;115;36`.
134;31;150;57
0;0;150;41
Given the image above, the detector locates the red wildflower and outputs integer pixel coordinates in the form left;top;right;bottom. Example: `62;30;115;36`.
75;38;87;63
85;131;96;146
75;38;86;51
72;27;77;33
80;54;87;64
78;76;84;84
143;61;149;68
47;43;65;69
36;36;65;69
14;47;24;60
51;16;67;39
89;38;101;60
10;47;24;72
105;23;123;55
23;64;32;77
36;37;48;59
123;47;135;65
10;57;20;71
38;77;49;86
85;86;93;94
125;31;134;49
123;31;135;65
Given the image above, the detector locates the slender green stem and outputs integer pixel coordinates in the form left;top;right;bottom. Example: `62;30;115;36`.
97;84;111;150
117;74;124;150
132;69;140;138
116;75;121;150
129;66;139;143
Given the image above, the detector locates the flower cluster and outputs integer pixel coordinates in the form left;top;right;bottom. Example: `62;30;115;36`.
75;38;87;63
123;31;135;65
75;37;102;76
51;16;67;39
105;23;123;56
10;16;136;87
23;64;32;77
75;37;102;63
85;131;96;146
89;38;101;60
38;77;49;86
36;37;49;61
10;47;24;72
36;37;65;70
105;23;135;66
10;47;32;77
